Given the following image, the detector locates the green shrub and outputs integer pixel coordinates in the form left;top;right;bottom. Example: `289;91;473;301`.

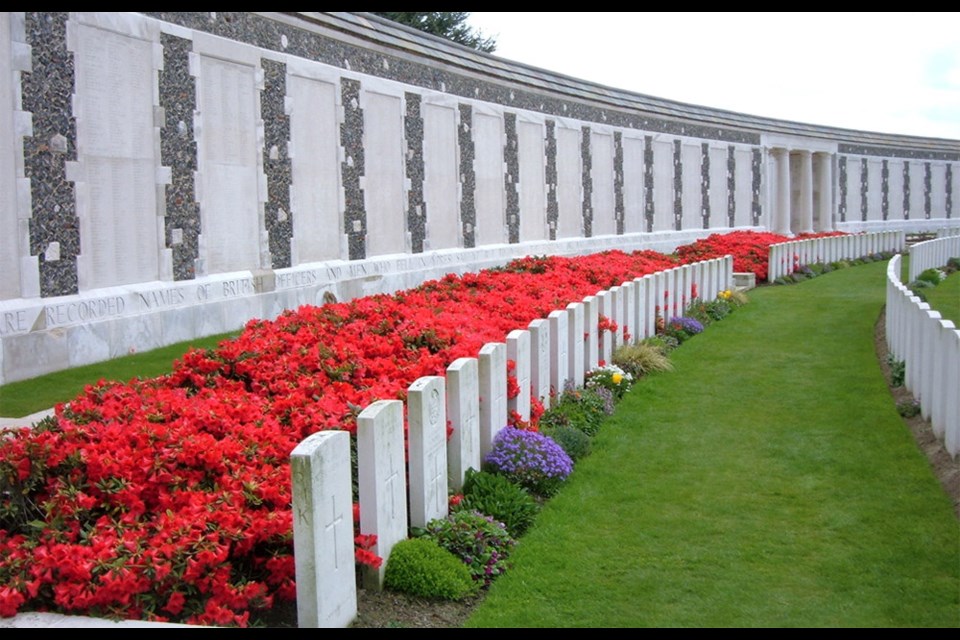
640;335;677;355
916;268;945;286
896;399;921;418
887;355;906;388
612;342;674;379
540;424;592;462
539;384;610;437
420;510;516;586
384;538;479;600
946;257;960;272
460;469;539;536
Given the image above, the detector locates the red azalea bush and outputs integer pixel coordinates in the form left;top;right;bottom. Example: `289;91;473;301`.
675;230;845;281
0;233;796;624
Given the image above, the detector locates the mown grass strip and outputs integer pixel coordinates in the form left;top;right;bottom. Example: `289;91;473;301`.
467;261;959;628
0;331;238;417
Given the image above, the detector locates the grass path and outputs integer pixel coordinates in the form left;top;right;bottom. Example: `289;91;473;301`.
466;261;959;627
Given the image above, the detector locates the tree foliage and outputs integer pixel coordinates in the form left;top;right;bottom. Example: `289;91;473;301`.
371;12;497;53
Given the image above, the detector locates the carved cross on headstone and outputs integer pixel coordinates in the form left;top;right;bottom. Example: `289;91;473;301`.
325;495;343;570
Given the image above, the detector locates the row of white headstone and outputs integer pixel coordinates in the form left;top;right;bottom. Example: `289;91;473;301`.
288;255;734;627
907;234;960;283
767;231;906;282
885;253;959;461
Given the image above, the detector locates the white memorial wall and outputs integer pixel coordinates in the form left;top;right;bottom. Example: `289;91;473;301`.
0;12;956;387
197;53;263;274
590;129;616;236
473;110;506;246
289;71;343;263
363;90;406;257
518;118;547;242
555;125;582;239
423;100;461;251
888;159;905;220
73;24;162;290
0;12;21;301
681;141;702;230
734;147;754;227
621;134;645;234
866;158;883;221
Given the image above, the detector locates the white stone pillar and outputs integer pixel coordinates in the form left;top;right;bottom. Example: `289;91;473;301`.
815;152;833;232
775;148;792;235
799;150;814;234
291;430;357;628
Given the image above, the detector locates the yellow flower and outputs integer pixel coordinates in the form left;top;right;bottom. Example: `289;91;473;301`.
612;373;623;385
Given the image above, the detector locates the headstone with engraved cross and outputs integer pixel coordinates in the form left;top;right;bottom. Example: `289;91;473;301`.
357;399;408;590
447;357;481;492
478;342;507;459
507;329;531;422
291;430;357;628
408;376;449;528
528;318;551;410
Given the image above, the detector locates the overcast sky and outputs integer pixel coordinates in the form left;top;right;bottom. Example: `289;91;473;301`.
467;12;960;141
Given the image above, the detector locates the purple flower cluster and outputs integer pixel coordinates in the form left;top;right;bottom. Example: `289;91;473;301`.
669;316;704;335
484;427;573;496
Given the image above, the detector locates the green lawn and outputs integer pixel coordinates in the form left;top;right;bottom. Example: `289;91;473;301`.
923;270;960;325
0;331;238;417
467;261;959;627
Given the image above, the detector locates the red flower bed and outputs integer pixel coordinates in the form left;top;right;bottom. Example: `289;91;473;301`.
1;248;688;624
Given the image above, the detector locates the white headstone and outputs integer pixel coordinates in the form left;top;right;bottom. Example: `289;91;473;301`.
609;285;624;348
583;295;599;371
621;281;636;345
507;329;532;422
930;320;956;440
597;290;613;363
919;310;942;418
446;357;481;492
364;91;406;256
423;103;460;250
478;342;507;458
945;329;960;458
474;113;506;246
633;277;648;340
528;318;551;410
290;75;342;263
291;430;357;628
407;376;449;528
567;302;585;387
549;309;569;394
357;399;408;590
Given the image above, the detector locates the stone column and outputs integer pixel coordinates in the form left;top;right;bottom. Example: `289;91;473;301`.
775;148;792;235
799;151;814;234
815;152;833;231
